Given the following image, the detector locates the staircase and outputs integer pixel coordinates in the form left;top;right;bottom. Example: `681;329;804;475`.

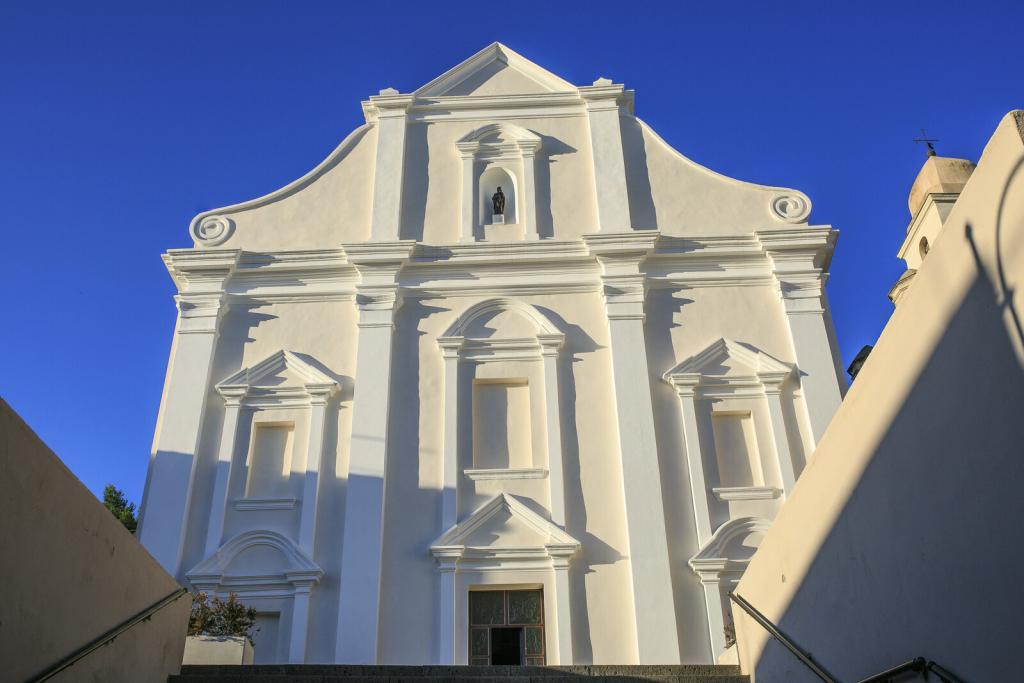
171;664;749;682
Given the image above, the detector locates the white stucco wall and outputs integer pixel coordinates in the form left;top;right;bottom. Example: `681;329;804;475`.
1;399;189;682
732;111;1024;682
139;43;845;666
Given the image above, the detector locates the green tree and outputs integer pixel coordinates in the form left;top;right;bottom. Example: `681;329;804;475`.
103;484;137;533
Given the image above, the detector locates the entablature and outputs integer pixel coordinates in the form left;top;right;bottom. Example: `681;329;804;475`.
162;227;838;304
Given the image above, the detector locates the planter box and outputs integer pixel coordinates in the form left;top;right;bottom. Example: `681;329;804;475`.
182;635;254;665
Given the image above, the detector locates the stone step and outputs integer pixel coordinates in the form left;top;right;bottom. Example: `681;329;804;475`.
171;677;750;683
171;664;748;683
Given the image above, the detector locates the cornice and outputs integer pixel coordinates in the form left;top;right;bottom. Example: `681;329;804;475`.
160;230;840;305
756;225;838;272
578;80;635;115
163;248;241;293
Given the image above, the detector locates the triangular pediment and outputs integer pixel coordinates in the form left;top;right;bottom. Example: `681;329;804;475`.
431;493;579;558
415;43;575;98
217;350;338;396
663;338;792;385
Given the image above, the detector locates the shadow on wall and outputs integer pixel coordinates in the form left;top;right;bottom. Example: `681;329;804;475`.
378;298;450;663
533;305;620;663
535;135;577;239
737;132;1024;681
620;116;657;230
401;122;431;242
643;289;713;662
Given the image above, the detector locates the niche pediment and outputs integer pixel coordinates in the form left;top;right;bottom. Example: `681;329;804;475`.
431;493;579;562
663;338;792;389
188;529;323;592
688;517;771;579
217;350;339;405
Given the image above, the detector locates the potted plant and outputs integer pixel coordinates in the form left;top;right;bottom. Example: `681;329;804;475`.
182;592;259;665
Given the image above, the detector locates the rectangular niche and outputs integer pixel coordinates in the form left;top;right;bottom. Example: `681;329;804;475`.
711;411;764;488
252;612;280;664
472;379;532;471
245;422;295;499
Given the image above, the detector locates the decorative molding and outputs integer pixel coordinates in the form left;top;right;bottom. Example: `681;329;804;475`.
158;231;841;307
688;517;772;580
217;349;340;408
584;232;660;320
163;248;241;294
464;468;548;481
456;122;542;242
232;497;298;511
188;529;323;595
175;293;229;335
441;297;562;339
770;193;812;223
663;337;794;396
191;215;234;246
431;493;579;565
711;486;782;502
578;81;635;115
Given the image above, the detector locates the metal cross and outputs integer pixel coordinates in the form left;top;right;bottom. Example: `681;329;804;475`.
913;128;939;157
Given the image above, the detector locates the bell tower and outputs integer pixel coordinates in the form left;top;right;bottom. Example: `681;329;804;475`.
890;147;976;304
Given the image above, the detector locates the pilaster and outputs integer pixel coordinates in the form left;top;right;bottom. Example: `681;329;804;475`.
438;338;464;531
667;376;714;546
457;141;479;242
288;579;316;663
138;248;239;576
518;139;542;241
335;240;414;663
582;232;681;663
203;387;247;559
539;334;567;527
763;381;798;495
436;554;459;664
298;384;339;556
579;81;633;233
550;550;575;664
367;92;415;241
758;229;846;445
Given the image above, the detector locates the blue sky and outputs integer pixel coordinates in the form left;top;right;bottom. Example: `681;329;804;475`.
1;1;1020;505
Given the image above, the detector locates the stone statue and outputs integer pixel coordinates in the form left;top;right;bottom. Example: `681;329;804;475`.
492;187;506;216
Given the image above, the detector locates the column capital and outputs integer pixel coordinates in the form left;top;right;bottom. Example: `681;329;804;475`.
344;241;416;324
665;372;701;398
215;384;249;406
174;293;229;335
584;232;659;320
306;383;340;406
548;545;577;569
456;141;480;159
777;274;827;315
434;554;460;573
437;337;465;359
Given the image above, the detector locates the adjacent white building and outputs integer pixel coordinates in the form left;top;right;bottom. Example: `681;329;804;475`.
137;43;846;666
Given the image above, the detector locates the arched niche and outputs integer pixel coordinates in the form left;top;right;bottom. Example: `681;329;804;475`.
479;165;518;226
435;298;568;538
456;123;542;242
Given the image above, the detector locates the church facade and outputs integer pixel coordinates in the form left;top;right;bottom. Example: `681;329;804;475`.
137;43;846;666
